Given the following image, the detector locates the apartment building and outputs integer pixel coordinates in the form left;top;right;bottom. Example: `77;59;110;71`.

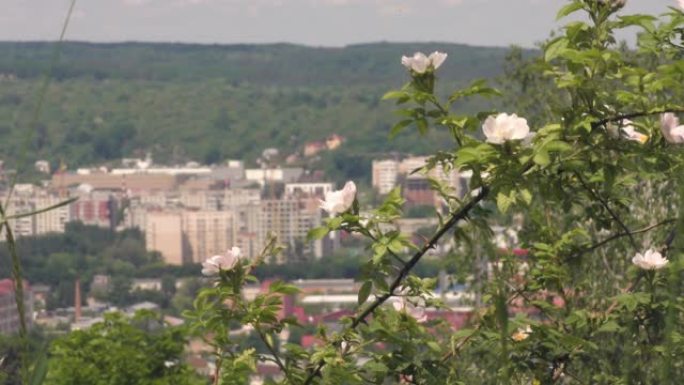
182;210;234;264
0;185;72;237
70;190;118;229
245;168;304;186
371;159;399;195
284;182;333;199
259;198;323;262
372;156;467;206
145;211;184;265
34;194;70;234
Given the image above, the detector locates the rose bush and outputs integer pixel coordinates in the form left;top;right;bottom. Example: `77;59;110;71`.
188;1;684;384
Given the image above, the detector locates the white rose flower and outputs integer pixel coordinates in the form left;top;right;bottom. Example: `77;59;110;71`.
392;298;427;323
482;113;531;144
618;120;648;144
320;181;356;215
428;51;448;70
401;51;447;74
679;0;684;10
201;246;242;276
632;248;668;270
661;113;684;144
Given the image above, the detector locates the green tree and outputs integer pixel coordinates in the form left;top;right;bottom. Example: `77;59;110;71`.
46;312;204;385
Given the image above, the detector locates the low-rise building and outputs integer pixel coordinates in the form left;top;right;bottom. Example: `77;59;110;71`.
0;279;33;335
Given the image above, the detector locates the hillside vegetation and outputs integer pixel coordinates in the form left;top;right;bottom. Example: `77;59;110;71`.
0;42;522;180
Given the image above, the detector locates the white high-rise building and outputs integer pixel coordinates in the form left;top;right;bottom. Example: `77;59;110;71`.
372;160;399;194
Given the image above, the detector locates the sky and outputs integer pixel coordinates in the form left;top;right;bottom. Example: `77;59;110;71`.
0;0;675;48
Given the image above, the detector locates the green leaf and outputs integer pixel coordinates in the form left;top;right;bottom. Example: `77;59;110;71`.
388;238;404;254
533;149;550;166
382;90;409;100
372;244;387;264
427;341;441;352
307;226;329;241
28;344;49;385
597;320;621;333
496;192;514;214
618;15;656;33
389;119;413;138
358;281;372;305
545;38;569;62
448;79;501;104
416;118;428;134
519;189;533;205
556;1;583;20
327;216;344;230
269;281;300;295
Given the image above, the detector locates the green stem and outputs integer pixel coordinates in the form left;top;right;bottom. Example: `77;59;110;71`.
4;0;77;209
0;204;28;383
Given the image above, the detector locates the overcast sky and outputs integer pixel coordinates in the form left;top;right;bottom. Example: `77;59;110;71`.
0;0;675;48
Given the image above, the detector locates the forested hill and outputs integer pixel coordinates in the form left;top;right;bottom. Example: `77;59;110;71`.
0;42;526;181
0;41;511;85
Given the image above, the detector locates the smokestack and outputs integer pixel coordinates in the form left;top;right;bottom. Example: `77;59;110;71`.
74;277;81;322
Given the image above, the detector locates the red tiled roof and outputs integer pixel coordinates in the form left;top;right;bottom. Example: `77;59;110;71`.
0;279;30;295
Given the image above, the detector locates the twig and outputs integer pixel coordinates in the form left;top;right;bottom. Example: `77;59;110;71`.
590;108;684;131
302;186;490;384
255;326;293;383
575;172;638;251
577;219;675;257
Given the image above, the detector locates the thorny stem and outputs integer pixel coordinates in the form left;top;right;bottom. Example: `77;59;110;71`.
302;186;490;384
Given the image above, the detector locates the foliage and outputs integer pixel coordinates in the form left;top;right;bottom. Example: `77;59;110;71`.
0;42;517;181
45;311;204;385
0;223;162;309
0;330;49;385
